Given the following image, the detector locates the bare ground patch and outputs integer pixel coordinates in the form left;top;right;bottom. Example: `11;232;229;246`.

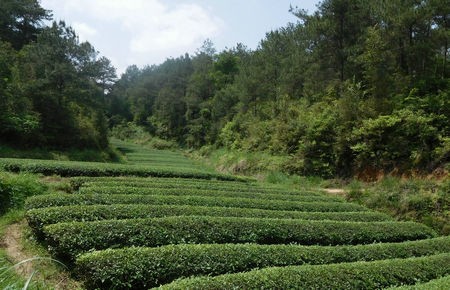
3;221;34;277
2;221;81;289
323;188;346;197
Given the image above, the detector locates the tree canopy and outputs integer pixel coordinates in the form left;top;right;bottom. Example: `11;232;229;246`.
1;0;448;177
106;0;448;177
0;0;115;149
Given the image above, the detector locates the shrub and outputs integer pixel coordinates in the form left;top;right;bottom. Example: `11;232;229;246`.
78;186;341;203
69;176;256;191
345;177;450;235
159;253;450;289
26;204;392;235
0;158;241;181
71;176;301;194
0;171;47;213
43;216;435;261
351;109;440;172
25;193;367;212
76;236;450;289
386;275;450;289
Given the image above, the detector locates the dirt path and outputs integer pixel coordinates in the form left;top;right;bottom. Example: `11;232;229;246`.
323;188;346;197
3;221;34;277
1;221;80;289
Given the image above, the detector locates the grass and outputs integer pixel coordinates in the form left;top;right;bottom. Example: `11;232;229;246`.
191;147;449;235
344;176;449;235
191;147;287;177
109;123;178;150
0;171;49;214
0;210;27;289
0;172;80;289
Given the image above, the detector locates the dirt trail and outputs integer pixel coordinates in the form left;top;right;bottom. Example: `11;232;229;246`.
2;221;34;277
1;221;79;289
323;188;346;197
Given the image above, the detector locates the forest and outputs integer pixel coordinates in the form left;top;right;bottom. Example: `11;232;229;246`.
1;0;449;178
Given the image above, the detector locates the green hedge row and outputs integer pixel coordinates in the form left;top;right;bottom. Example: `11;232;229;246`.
43;216;435;261
78;186;340;202
25;193;367;212
78;180;315;195
0;158;240;181
26;204;392;234
386;275;450;289
157;253;450;290
70;176;296;194
76;236;450;289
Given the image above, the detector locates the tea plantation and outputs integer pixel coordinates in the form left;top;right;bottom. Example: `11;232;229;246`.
2;141;449;289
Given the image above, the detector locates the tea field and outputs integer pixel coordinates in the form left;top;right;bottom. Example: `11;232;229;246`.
1;141;449;289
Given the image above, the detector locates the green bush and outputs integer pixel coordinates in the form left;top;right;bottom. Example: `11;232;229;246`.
76;236;450;289
25;193;367;212
0;171;47;213
74;177;305;193
78;186;342;203
110;125;178;150
69;176;255;191
26;204;392;235
0;158;241;181
295;105;338;178
158;253;450;289
71;176;304;194
351;109;440;172
386;275;450;289
345;177;450;235
43;216;435;261
146;137;177;150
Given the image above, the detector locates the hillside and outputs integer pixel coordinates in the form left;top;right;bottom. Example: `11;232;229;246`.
0;140;448;288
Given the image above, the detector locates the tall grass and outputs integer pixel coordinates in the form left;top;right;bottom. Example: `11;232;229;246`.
345;177;449;235
0;171;48;214
0;210;28;289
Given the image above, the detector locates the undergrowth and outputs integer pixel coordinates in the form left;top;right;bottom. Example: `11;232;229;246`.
345;177;449;235
0;172;79;289
110;123;177;150
193;147;449;235
0;143;123;163
0;171;48;215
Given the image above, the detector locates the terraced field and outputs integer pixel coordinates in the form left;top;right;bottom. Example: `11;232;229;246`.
4;141;449;289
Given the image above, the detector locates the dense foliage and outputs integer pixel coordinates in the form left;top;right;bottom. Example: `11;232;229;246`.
0;0;115;149
16;141;445;288
347;177;450;234
76;236;450;289
0;157;239;180
0;170;46;214
106;0;449;177
387;275;450;290
43;216;434;261
26;204;391;235
25;193;367;212
2;0;447;177
158;253;450;289
78;185;342;202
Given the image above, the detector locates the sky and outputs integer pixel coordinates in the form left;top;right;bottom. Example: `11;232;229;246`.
40;0;320;75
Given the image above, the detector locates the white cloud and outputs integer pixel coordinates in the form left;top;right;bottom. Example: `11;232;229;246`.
41;0;224;73
71;22;97;42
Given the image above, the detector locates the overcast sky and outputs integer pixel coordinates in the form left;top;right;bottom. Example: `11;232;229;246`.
40;0;320;75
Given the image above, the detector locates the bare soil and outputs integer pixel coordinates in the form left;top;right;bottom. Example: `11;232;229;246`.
323;188;346;197
1;221;80;289
3;221;34;277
